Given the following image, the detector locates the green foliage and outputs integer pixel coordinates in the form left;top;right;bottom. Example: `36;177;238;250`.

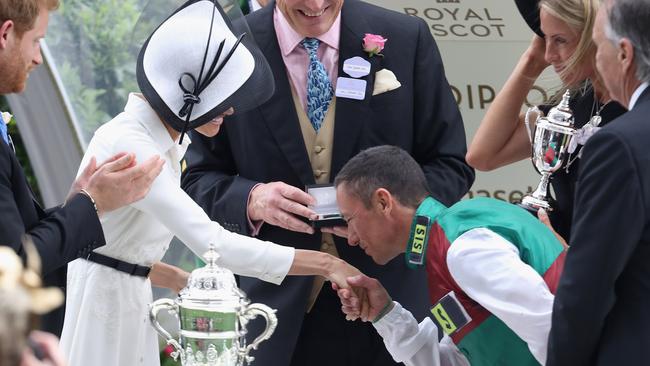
47;0;147;142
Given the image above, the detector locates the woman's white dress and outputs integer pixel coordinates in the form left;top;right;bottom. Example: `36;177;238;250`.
59;93;294;366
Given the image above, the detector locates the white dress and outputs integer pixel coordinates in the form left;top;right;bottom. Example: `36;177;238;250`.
60;93;294;366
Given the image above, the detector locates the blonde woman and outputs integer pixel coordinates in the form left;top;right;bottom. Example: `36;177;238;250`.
467;0;626;239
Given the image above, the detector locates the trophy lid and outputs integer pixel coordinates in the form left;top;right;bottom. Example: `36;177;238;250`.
178;245;246;303
546;90;575;127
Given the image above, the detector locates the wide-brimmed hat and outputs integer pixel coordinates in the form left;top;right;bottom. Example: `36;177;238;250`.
515;0;544;37
137;0;274;141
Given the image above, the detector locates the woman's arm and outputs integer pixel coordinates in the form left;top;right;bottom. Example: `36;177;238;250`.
466;36;549;171
289;249;361;285
149;262;189;293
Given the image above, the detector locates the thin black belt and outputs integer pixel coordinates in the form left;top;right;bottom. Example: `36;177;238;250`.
86;252;151;278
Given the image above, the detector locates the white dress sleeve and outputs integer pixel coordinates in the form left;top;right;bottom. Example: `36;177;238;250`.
117;131;294;284
373;301;470;366
446;228;554;365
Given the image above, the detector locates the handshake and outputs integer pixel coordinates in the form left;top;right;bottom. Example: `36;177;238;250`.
326;259;393;323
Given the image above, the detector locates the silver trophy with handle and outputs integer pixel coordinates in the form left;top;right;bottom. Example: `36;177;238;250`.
150;246;277;366
519;90;577;214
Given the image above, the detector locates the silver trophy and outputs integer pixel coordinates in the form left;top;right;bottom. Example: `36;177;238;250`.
520;90;576;213
150;246;277;366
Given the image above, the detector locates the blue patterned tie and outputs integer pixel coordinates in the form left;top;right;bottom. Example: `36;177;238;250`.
301;38;333;132
0;122;8;145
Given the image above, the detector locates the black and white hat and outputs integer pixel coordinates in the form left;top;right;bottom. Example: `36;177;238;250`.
137;0;274;141
515;0;544;38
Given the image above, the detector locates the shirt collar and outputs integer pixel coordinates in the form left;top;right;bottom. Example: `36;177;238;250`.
629;82;649;110
404;197;447;269
123;93;191;155
273;6;341;57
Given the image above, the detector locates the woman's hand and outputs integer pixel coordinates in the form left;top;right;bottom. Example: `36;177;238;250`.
538;208;569;249
149;262;189;293
522;35;550;78
333;274;393;323
325;259;370;321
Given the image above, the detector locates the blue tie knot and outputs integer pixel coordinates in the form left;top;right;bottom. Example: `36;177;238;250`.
301;38;320;61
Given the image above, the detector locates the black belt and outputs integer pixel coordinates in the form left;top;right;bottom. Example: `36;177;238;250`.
86;252;151;278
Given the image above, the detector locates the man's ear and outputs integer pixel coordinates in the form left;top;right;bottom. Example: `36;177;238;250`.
374;188;393;214
618;38;636;77
0;20;14;49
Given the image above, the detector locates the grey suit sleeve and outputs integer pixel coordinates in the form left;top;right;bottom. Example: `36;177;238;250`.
547;130;643;366
411;18;474;206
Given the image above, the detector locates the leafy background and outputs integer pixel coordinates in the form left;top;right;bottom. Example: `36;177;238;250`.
47;0;146;141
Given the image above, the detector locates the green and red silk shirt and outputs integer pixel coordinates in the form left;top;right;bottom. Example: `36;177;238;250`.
405;197;566;366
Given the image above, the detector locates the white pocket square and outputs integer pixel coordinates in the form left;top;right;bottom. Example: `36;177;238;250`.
372;69;402;96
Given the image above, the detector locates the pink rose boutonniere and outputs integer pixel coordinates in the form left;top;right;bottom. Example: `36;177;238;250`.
362;33;387;57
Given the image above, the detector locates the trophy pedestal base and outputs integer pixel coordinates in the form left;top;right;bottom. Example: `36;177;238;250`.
518;196;553;216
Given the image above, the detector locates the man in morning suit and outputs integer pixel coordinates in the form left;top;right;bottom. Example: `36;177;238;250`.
181;0;474;365
547;0;650;364
0;0;163;335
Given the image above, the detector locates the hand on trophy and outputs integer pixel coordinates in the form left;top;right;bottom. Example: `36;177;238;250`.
537;209;568;249
148;262;190;293
520;90;577;214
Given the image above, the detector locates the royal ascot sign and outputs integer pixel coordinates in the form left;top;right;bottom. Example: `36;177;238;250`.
366;0;562;202
404;2;507;40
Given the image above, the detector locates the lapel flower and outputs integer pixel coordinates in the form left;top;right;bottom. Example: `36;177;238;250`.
568;124;601;155
362;33;387;58
1;112;13;125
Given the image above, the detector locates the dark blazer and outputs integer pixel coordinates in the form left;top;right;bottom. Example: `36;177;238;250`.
0;139;105;335
547;87;650;365
182;1;474;364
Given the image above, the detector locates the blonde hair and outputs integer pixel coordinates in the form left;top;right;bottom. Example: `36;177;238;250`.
0;0;59;36
540;0;599;89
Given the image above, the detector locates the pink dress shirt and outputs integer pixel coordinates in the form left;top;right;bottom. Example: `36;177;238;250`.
248;7;341;235
273;6;340;115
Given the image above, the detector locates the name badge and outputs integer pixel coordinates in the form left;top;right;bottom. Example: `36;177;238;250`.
342;56;371;78
430;291;472;337
335;77;366;100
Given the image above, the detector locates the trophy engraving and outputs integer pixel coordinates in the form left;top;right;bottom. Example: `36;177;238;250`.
150;246;277;365
520;90;577;213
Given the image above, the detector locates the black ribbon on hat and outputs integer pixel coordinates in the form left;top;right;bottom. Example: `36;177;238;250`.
176;0;247;144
